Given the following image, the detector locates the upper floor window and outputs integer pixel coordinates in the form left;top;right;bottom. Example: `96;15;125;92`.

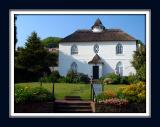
94;44;99;53
71;62;78;73
71;44;78;55
116;43;123;54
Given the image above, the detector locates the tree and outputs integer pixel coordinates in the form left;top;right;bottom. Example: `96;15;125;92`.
131;40;146;81
41;37;61;47
15;32;56;82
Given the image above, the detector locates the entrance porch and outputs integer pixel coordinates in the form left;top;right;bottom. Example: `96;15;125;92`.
88;54;103;79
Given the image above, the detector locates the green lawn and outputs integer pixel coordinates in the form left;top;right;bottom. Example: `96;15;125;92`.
15;82;127;100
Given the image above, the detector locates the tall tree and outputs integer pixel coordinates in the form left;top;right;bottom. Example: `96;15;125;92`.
16;32;56;81
131;40;146;81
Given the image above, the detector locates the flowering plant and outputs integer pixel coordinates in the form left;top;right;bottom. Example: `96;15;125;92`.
103;98;128;107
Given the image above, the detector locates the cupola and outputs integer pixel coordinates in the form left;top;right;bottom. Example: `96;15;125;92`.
91;18;105;33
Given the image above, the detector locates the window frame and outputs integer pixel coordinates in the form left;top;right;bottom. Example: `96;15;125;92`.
116;43;123;55
94;43;99;54
115;61;123;76
71;62;78;73
71;44;78;55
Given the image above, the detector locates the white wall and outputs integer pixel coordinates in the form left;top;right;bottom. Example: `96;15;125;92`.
59;41;136;77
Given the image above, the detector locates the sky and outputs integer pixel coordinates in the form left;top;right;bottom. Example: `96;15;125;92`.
16;14;145;47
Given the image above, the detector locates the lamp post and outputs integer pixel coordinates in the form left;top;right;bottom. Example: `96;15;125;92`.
52;80;54;98
90;76;93;101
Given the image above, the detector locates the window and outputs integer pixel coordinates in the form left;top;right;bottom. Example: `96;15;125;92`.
94;44;99;53
71;62;78;73
116;61;123;76
71;44;78;55
116;43;123;54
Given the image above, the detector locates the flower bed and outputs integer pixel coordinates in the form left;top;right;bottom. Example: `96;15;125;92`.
14;102;54;113
95;102;146;113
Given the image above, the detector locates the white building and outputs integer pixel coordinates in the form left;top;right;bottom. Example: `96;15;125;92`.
59;19;137;79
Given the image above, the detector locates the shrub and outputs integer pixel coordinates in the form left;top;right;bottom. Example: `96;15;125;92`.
117;82;146;103
96;90;116;102
66;70;76;80
101;73;141;85
39;71;60;83
103;78;113;84
96;93;107;102
137;65;146;82
72;76;81;83
65;70;90;84
105;73;120;84
50;71;60;82
65;76;73;83
104;90;117;99
127;74;139;84
15;85;53;104
39;76;51;82
120;76;129;84
57;76;66;83
78;73;90;83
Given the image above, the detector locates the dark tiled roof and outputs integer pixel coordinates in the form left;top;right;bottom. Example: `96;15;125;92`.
61;29;136;42
88;54;103;64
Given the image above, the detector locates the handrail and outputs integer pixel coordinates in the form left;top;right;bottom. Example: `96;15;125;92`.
91;80;104;102
91;83;98;102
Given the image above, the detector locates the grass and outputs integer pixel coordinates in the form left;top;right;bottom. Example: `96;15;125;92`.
15;82;127;100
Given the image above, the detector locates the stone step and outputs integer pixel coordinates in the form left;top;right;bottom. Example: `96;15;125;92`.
55;103;91;107
54;99;93;113
55;100;91;105
65;96;82;100
55;108;93;113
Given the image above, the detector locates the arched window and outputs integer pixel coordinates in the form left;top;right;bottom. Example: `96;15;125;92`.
71;62;78;73
116;43;123;54
71;44;78;55
116;61;123;76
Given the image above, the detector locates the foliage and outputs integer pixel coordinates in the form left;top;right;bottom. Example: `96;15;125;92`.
57;76;66;83
127;74;139;84
100;73;140;85
119;76;129;84
136;64;146;81
105;73;121;84
15;32;58;82
101;73;127;84
65;70;90;84
15;66;40;82
131;41;146;81
41;37;62;47
117;82;146;103
16;83;91;100
104;90;117;99
102;78;113;84
96;90;116;102
78;73;90;83
96;93;107;102
39;71;60;83
66;70;76;82
15;85;53;104
39;70;90;84
46;52;58;66
103;98;128;106
51;71;60;82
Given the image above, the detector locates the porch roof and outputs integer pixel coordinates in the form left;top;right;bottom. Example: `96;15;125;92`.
88;54;104;64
